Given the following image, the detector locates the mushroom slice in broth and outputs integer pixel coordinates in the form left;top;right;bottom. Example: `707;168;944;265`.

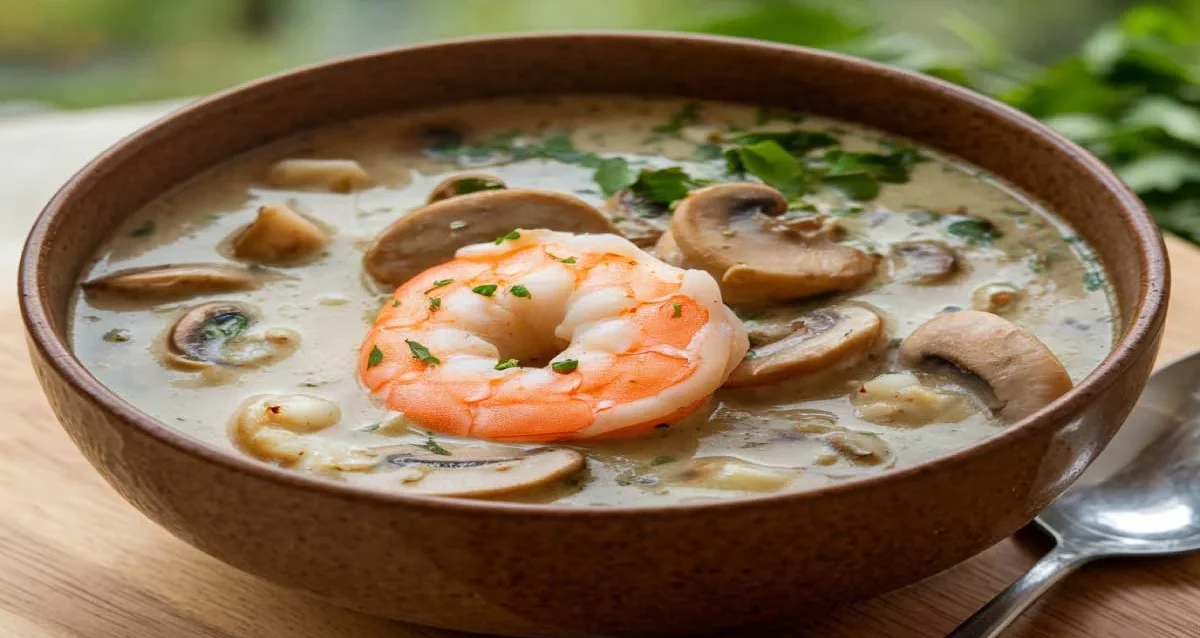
362;188;619;286
891;240;958;284
670;183;879;305
265;158;372;193
606;188;670;247
426;173;506;203
727;304;884;387
380;444;585;497
228;203;329;265
899;310;1072;421
82;263;271;303
165;301;299;369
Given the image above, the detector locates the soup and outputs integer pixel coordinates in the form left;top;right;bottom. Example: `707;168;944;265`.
70;96;1116;506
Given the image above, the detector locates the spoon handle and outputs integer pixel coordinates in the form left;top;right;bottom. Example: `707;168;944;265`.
946;544;1091;638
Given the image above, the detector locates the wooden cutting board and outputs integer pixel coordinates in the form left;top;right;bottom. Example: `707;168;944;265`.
2;104;1199;638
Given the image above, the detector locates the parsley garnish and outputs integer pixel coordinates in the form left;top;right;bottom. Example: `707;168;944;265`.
510;284;531;298
493;230;521;244
405;340;440;365
426;279;454;293
428;297;441;311
946;217;1004;246
419;437;452;456
452;176;505;195
594;157;636;196
559;256;577;264
653;102;701;135
367;345;384;367
472;284;498;296
551;359;579;374
494;359;519;370
726;140;807;196
628;167;702;210
1084;271;1106;291
671;302;682;317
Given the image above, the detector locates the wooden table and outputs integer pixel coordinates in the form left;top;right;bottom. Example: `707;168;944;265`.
2;104;1199;638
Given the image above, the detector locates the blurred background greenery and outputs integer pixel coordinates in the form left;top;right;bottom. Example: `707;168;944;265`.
5;0;1200;243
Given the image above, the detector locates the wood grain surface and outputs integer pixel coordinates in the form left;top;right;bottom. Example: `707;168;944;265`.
2;106;1198;638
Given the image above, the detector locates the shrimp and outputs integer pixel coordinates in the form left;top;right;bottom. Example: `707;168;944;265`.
358;229;749;442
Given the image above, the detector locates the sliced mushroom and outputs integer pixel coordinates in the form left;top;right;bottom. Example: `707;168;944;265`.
670;183;879;305
363;188;619;286
229;203;328;265
726;304;884;387
606;189;670;247
82;263;268;301
166;301;299;369
898;310;1072;421
891;240;958;284
381;444;584;497
427;173;506;204
266;158;372;193
825;431;890;466
972;283;1021;313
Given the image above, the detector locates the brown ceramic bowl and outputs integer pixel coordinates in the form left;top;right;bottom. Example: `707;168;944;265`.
20;33;1168;637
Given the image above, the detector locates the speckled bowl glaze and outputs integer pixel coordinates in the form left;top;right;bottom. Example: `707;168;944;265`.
20;33;1168;637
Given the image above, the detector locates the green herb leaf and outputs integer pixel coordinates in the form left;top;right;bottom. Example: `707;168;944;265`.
551;359;579;374
1083;270;1107;291
946;217;1004;245
732;130;838;155
653;102;701;135
594;157;636;196
472;284;498;296
559;256;577;264
428;297;441;311
405;340;440;365
732;140;807;195
628;167;700;207
130;221;155;238
419;437;452;456
671;302;682;317
452;176;505;195
367;345;384;367
510;284;531;298
426;279;454;293
494;359;519;370
493;230;521;244
201;312;250;341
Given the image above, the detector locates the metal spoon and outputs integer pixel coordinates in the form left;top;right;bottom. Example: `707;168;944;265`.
948;351;1200;638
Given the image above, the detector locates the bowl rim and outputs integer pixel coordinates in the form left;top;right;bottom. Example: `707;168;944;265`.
19;30;1169;518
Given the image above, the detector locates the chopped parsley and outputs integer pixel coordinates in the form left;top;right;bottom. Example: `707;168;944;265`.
428;297;441;311
419;437;452;456
732;130;837;155
405;340;440;365
745;350;759;360
551;359;579;374
1084;271;1106;291
452;176;505;195
201;313;250;341
367;345;384;367
594;157;636;196
102;328;130;343
558;256;577;264
725;140;806;196
426;278;454;293
671;302;682;317
652;102;701;135
130;221;155;238
494;358;519;371
945;217;1004;246
651;456;676;466
472;284;498;296
510;284;531;298
493;230;521;244
627;167;703;212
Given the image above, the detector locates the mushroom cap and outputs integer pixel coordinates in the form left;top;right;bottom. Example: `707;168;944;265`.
229;203;328;265
363;189;620;286
82;263;267;301
670;183;878;305
381;445;584;497
898;310;1072;421
426;173;506;204
891;240;958;284
726;304;884;387
166;301;299;368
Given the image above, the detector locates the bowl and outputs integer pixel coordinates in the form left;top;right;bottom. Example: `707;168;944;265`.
19;32;1168;637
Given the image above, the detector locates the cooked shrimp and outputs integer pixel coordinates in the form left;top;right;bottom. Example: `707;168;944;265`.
357;229;748;442
232;393;377;471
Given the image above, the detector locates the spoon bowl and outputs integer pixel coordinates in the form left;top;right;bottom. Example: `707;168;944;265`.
951;350;1200;637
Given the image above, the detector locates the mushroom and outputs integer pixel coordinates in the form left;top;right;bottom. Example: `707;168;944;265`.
972;283;1021;313
898;310;1072;421
427;173;506;204
165;301;299;369
891;240;958;284
229;203;328;264
726;304;884;387
606;189;670;247
265;158;372;193
670;183;879;305
363;188;619;286
82;263;269;302
381;444;584;497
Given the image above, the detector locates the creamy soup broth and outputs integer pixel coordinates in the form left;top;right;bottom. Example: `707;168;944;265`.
71;96;1117;506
